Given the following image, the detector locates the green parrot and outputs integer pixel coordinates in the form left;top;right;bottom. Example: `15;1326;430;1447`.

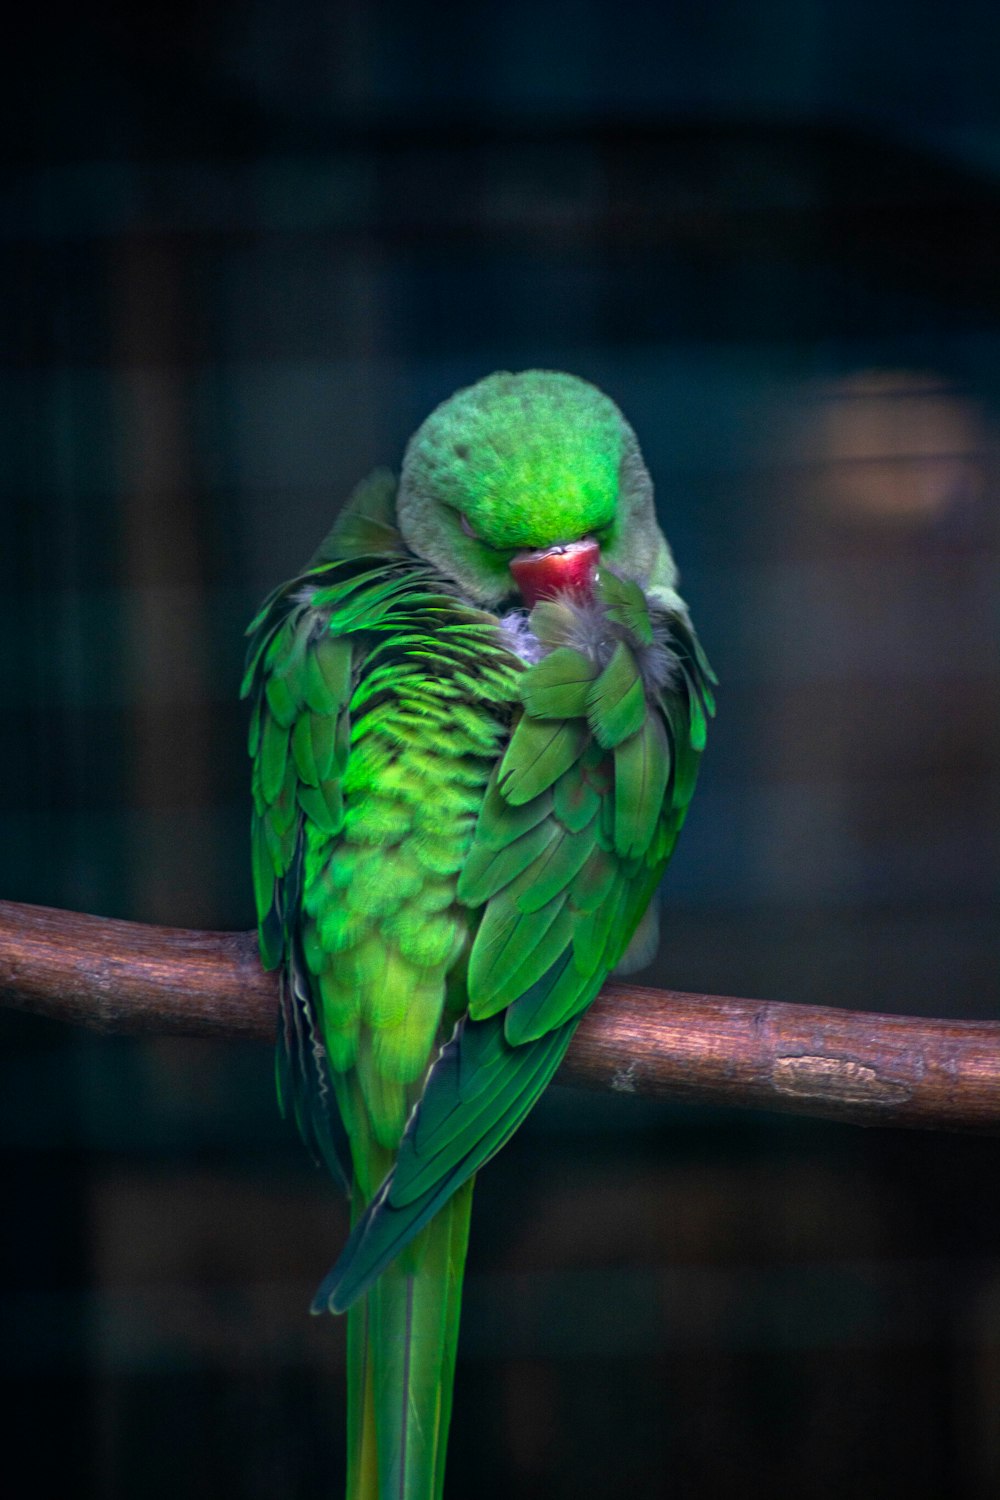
243;370;714;1499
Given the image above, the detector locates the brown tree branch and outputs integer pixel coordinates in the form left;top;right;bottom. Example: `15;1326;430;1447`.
1;898;998;1132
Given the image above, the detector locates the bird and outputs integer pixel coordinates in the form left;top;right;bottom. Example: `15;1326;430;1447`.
243;369;714;1499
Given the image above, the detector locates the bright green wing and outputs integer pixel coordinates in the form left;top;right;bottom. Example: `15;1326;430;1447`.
243;507;395;1186
315;568;715;1312
244;471;525;1190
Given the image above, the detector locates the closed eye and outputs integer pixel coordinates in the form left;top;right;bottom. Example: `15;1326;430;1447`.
459;513;514;555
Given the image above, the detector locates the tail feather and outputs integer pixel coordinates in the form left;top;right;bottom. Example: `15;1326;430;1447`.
345;1181;474;1500
325;1015;580;1497
317;1014;580;1315
432;1192;472;1500
346;1294;379;1498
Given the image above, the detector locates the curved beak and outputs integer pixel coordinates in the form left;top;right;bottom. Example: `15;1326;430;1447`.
509;537;599;609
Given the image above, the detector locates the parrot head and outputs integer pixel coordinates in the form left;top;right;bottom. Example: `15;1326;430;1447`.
396;370;678;609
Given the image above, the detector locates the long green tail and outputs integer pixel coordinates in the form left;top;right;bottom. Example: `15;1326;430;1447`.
346;1179;475;1500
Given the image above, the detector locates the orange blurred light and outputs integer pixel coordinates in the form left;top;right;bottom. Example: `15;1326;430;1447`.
811;371;984;522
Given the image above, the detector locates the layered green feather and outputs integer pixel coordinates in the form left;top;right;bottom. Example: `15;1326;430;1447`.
309;567;715;1314
245;466;714;1500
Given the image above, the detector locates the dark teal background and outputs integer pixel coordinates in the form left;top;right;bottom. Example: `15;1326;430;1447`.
2;3;1000;1495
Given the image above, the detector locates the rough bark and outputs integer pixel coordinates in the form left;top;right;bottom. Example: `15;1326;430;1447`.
2;898;999;1132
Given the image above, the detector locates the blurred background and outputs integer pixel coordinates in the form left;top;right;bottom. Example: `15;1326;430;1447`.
3;2;1000;1496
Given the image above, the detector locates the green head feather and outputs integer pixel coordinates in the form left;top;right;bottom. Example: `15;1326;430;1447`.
397;370;681;609
404;370;621;547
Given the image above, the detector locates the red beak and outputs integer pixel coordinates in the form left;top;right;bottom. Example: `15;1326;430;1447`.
509;538;600;609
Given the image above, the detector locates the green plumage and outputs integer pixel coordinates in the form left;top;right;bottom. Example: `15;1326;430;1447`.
244;370;714;1500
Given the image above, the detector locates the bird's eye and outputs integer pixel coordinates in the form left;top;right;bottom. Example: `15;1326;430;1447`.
457;511;514;556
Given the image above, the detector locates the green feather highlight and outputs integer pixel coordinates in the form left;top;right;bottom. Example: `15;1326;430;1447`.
456;818;554;906
338;859;413;919
570;844;618;913
586;640;646;748
247;697;261;757
497;715;588;805
250;814;278;951
682;664;708;751
671;736;700;811
291;712;320;785
412;837;470;877
297;778;345;836
345;796;413;844
660;689;698;807
260;710;290;804
599;570;655;645
466;884;569;1019
513;821;596;913
323;1021;359;1075
553;763;601;832
308;710;339;783
315;898;370;956
325;939;386;1020
596;780;616;851
580;737;612;791
387;1021;577;1208
440;698;505;749
613;715;671;859
651;810;683;868
504;954;602;1044
372;982;447;1082
333;713;351;776
263;625;305;714
268;763;299;837
316;967;360;1030
469;770;553;850
331;574;431;631
355;1035;409;1149
263;804;296;874
395;910;464;970
572;869;628;974
476;900;576;1013
317;972;361;1070
305;635;352;715
519;646;596;719
412;879;455;914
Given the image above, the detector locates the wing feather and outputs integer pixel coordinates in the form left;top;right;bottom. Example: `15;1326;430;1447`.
312;1013;579;1313
315;568;715;1308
